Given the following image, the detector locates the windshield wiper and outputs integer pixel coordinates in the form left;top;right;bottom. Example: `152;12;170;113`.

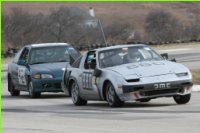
53;60;68;62
31;62;47;64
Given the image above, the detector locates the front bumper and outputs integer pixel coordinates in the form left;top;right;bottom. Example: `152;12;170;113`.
32;78;63;93
119;80;193;101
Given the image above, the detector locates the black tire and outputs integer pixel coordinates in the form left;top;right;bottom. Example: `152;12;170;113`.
138;98;151;102
28;81;41;98
106;82;124;107
8;76;20;96
173;94;191;104
71;81;87;106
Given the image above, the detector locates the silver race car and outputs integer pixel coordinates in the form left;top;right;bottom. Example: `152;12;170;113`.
62;44;193;107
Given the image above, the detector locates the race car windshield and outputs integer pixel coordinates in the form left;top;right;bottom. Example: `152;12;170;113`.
30;46;79;64
99;46;162;68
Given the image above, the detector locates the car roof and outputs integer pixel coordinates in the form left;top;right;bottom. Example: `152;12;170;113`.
93;44;147;52
27;43;71;48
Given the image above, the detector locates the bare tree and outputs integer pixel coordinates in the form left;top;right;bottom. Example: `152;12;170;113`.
45;6;91;43
3;8;37;47
145;10;183;43
184;15;200;41
2;13;10;44
105;21;134;44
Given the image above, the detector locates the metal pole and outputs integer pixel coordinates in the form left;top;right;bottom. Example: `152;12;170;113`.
98;20;107;47
89;7;107;47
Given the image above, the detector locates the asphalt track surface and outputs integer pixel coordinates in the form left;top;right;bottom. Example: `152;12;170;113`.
159;47;200;70
2;80;200;133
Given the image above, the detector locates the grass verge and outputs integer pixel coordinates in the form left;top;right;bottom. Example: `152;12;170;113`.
192;70;200;85
152;42;200;50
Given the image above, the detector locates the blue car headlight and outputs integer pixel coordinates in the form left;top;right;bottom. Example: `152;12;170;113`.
33;73;53;79
41;74;53;79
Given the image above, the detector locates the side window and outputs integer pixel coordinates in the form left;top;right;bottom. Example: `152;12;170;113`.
19;48;30;63
84;51;96;69
13;49;23;63
71;56;82;68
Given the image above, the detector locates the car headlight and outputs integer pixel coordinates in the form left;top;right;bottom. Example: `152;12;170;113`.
33;74;53;79
126;78;140;82
41;74;53;79
176;72;188;77
34;73;41;79
124;75;140;82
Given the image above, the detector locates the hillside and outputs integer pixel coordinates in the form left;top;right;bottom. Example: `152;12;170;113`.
3;2;200;33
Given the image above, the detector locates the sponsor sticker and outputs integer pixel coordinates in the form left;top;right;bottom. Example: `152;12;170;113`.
18;67;27;85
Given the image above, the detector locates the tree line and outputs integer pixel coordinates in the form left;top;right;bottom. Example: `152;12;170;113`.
2;6;200;53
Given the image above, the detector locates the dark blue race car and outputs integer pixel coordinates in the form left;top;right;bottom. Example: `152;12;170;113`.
7;43;80;98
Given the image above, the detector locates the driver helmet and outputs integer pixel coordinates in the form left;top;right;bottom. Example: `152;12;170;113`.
128;49;141;62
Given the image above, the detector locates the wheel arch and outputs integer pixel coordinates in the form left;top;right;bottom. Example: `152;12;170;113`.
68;78;75;97
7;73;11;92
63;70;67;87
7;73;11;79
102;80;111;101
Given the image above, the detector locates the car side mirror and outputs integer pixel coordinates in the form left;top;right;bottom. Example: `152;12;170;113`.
90;59;96;69
161;53;168;60
170;58;176;62
17;60;27;66
93;68;102;77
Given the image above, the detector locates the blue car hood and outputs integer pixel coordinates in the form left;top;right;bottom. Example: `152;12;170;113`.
30;62;68;78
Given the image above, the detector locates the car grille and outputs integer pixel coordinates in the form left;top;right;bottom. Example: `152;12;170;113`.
140;88;179;96
54;83;61;88
42;83;61;89
122;86;144;93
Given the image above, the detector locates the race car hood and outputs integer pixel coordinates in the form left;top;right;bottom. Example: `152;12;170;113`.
30;62;68;77
106;60;188;78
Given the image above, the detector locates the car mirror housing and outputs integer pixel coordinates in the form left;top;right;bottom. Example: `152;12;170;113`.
17;60;27;66
170;58;176;62
161;53;168;60
93;68;102;77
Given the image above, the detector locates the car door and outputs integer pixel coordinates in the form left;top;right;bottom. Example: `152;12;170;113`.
79;51;101;100
9;48;24;86
14;47;31;90
63;56;82;94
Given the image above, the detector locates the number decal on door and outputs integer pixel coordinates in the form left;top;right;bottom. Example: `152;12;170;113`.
18;67;27;85
82;72;93;90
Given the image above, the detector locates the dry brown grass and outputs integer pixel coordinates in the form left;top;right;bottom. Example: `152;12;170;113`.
192;70;200;84
153;42;200;50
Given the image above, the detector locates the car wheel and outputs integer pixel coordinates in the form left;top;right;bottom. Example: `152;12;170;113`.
106;82;124;107
8;76;20;96
173;94;191;104
71;81;87;106
138;98;151;102
28;81;41;98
